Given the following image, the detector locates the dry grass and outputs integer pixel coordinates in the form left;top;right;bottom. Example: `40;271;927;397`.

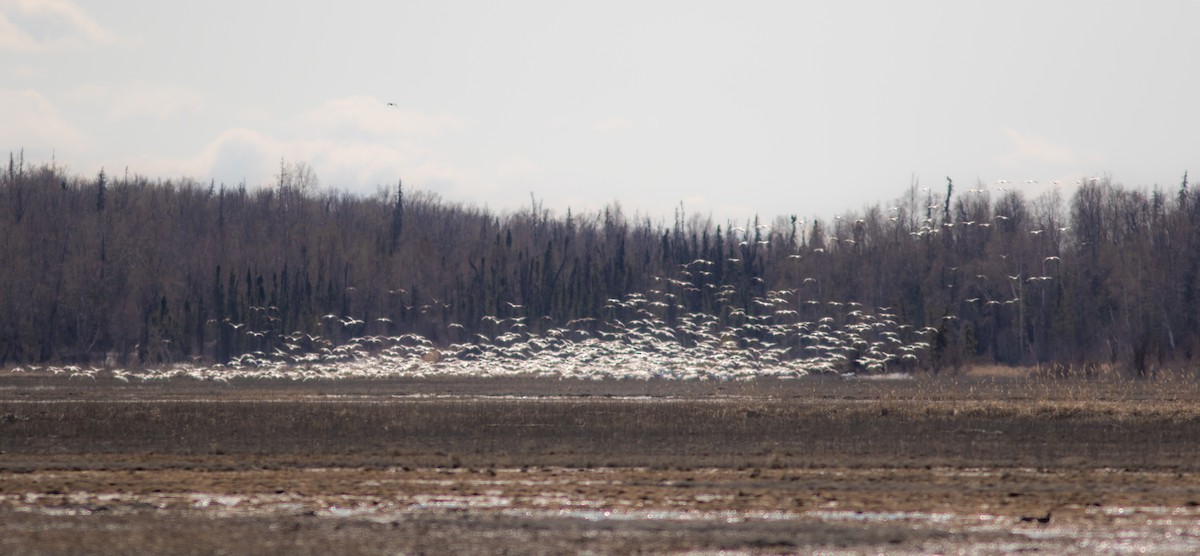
6;373;1200;554
3;373;1200;471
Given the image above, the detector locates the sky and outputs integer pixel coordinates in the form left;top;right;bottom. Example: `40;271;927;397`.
3;1;1199;222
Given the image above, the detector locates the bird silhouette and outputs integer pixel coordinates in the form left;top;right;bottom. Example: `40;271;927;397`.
1019;511;1052;524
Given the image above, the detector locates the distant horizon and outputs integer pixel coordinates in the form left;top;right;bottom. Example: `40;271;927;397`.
6;150;1187;225
4;153;1197;374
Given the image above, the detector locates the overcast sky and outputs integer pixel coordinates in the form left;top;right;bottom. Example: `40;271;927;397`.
3;1;1199;222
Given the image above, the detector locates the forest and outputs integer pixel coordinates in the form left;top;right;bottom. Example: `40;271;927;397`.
1;152;1197;377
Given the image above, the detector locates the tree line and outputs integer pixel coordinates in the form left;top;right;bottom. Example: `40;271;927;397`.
2;154;1196;376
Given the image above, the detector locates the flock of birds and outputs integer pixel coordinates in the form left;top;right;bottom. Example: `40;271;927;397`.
5;276;946;383
11;173;1087;385
0;175;1099;383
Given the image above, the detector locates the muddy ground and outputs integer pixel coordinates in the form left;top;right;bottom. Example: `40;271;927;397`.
3;372;1200;554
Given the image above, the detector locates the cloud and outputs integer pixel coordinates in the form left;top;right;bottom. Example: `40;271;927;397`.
297;95;466;138
0;88;87;152
109;83;204;120
592;116;634;132
997;127;1080;167
121;96;503;206
0;0;121;52
65;82;204;121
204;128;280;186
125;127;264;184
548;115;571;131
134;126;477;196
497;157;540;179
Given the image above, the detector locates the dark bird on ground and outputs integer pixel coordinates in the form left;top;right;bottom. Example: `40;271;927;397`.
1019;512;1052;524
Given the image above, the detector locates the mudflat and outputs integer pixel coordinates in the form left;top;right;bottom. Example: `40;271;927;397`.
3;372;1200;554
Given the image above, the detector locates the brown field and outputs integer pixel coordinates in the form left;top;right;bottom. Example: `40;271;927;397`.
4;370;1200;554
